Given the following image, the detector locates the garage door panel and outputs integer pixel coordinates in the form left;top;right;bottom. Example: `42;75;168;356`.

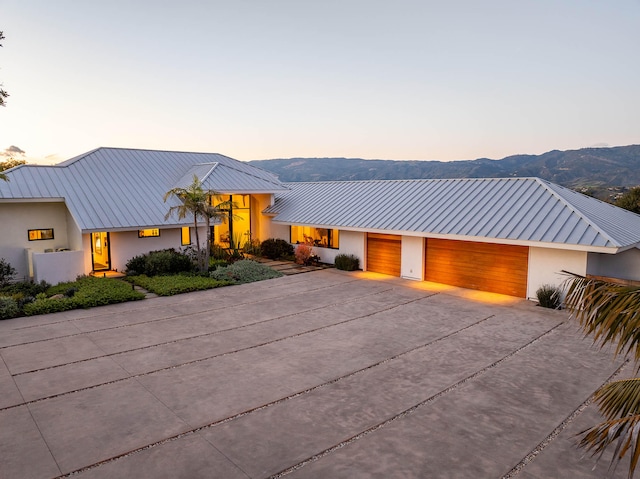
425;239;528;297
367;234;401;276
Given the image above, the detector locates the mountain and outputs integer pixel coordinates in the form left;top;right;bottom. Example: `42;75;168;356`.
248;145;640;193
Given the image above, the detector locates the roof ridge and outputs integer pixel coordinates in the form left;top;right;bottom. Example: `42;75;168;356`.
282;177;539;186
97;146;228;156
215;162;286;188
533;177;618;247
197;162;219;185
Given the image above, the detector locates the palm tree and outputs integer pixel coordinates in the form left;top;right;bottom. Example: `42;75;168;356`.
164;176;231;272
563;273;640;478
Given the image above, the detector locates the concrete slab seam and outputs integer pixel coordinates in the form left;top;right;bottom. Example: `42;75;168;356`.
269;322;566;478
1;291;438;411
6;285;401;378
501;359;630;478
50;311;498;478
0;278;365;350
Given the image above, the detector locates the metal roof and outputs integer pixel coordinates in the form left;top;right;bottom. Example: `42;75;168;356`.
0;147;287;231
264;177;640;251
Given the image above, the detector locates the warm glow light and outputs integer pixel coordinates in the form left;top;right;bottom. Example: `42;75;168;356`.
354;272;523;305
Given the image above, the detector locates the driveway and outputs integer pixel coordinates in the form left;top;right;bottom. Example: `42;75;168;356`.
0;269;630;478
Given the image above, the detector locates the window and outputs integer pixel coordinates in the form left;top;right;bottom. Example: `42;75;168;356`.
290;226;339;249
181;227;191;245
138;228;160;238
28;228;54;241
212;194;251;248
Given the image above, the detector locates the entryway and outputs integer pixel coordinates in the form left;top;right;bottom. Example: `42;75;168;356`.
91;232;111;271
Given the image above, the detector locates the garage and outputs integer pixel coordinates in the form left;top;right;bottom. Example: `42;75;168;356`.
367;233;401;276
425;238;529;297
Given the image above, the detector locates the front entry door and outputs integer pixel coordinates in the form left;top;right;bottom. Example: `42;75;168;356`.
91;232;111;271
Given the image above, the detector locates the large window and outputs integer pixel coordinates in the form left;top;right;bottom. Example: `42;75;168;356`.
291;226;339;249
212;194;251;248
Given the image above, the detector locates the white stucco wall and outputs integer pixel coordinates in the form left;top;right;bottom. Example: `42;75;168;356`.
587;247;640;282
401;236;424;280
526;247;588;300
0;201;71;280
269;223;292;244
106;226;204;272
317;230;365;265
33;250;85;285
252;195;274;243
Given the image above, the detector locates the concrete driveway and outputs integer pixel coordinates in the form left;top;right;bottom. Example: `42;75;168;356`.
0;269;630;478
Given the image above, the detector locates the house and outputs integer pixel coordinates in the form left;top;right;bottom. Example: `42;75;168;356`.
1;147;640;300
0;147;288;284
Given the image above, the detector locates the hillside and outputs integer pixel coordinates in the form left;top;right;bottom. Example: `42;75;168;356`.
248;145;640;192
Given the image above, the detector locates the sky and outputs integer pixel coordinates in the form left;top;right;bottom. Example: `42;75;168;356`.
0;0;639;165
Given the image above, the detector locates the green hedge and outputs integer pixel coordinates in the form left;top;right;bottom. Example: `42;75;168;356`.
260;238;293;260
127;274;231;296
22;277;144;316
125;248;195;276
334;254;360;271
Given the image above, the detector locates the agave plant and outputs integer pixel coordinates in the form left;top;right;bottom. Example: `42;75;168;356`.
563;272;640;478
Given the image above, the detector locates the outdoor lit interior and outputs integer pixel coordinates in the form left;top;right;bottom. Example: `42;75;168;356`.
212;194;252;248
291;226;339;249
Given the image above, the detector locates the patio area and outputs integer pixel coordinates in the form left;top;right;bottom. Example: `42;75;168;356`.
0;269;630;478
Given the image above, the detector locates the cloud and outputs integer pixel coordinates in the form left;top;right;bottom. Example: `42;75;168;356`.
590;142;610;148
1;145;26;158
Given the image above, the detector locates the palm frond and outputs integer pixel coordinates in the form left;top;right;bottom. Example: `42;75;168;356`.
578;414;640;478
595;379;640;421
563;273;640;361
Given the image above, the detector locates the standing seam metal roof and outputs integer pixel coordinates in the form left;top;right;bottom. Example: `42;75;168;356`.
0;147;287;231
264;177;640;250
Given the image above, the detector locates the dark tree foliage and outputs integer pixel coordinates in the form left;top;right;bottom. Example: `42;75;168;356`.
616;186;640;215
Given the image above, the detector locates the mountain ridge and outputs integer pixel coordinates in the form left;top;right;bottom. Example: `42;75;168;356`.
248;145;640;192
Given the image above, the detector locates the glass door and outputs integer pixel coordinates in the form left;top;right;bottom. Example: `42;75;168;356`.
91;232;111;271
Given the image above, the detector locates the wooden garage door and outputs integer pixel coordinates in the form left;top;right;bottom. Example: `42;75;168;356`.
425;239;528;297
367;233;401;276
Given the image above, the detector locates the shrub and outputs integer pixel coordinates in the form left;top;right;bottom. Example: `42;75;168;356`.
125;249;195;276
536;284;562;309
23;296;75;316
0;279;50;297
208;258;229;271
260;238;294;260
334;254;360;271
127;274;231;296
242;238;262;256
0;258;16;288
0;296;19;320
209;243;228;261
295;244;312;265
210;259;283;284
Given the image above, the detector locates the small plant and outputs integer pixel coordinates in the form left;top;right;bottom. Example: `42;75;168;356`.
536;284;561;309
0;258;16;288
242;237;262;256
334;254;360;271
209;243;228;261
260;238;294;260
295;244;312;265
64;287;78;298
208;258;229;271
0;296;19;320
